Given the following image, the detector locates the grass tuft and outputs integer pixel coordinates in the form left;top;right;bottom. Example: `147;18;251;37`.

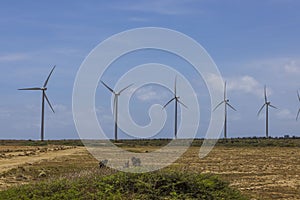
0;170;248;200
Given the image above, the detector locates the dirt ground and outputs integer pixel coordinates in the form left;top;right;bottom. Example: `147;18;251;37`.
176;146;300;200
0;145;299;200
0;146;82;173
0;145;87;189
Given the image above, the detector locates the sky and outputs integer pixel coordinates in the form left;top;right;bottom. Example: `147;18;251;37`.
0;0;299;140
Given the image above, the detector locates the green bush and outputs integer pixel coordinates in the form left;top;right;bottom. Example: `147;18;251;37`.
0;170;248;200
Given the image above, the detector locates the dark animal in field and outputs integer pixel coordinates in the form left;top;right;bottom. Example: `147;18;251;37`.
131;157;141;167
99;159;108;168
124;160;129;168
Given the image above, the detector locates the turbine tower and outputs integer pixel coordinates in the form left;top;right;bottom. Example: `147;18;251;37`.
214;81;236;139
163;77;187;139
19;66;56;141
257;85;277;138
297;90;300;121
101;81;133;141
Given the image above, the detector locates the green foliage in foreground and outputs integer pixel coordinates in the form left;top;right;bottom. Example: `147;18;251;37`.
0;171;248;200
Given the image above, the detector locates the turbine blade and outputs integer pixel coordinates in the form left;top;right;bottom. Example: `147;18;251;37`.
18;88;42;90
264;85;267;103
113;96;117;120
269;104;277;109
177;99;188;109
213;101;224;111
257;104;266;116
297;109;300;121
174;76;177;97
18;87;42;90
118;83;134;94
297;90;300;102
44;93;55;113
163;97;176;109
43;65;56;88
101;81;115;93
224;81;226;101
227;102;237;111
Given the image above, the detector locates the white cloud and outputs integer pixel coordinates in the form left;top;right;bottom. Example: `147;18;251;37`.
0;53;30;62
95;106;105;114
246;56;300;76
135;86;168;101
205;73;224;93
53;104;68;112
95;106;113;123
227;75;267;97
47;104;73;127
112;0;198;15
284;60;300;74
0;109;12;119
276;108;295;120
128;17;149;22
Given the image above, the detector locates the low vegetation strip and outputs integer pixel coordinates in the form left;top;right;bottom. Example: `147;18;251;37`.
0;170;248;200
1;138;299;148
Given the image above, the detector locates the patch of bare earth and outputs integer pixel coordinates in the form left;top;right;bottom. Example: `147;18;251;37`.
0;145;299;200
175;146;300;200
0;146;88;190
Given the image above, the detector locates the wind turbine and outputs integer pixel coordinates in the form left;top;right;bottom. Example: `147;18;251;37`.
257;85;277;138
101;81;133;141
297;90;300;121
19;66;56;141
213;81;236;139
163;77;187;139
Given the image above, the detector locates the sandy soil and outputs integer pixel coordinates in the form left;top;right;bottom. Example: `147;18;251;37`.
0;145;299;200
0;146;85;173
176;146;300;200
0;146;86;189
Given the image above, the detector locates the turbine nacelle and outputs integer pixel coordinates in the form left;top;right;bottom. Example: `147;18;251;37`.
101;80;133;141
163;77;188;139
213;81;236;139
18;65;56;141
258;85;277;138
214;81;236;112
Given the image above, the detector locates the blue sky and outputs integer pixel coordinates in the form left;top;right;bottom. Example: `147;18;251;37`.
0;0;299;139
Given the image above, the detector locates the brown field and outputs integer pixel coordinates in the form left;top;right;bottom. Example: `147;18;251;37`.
0;144;299;200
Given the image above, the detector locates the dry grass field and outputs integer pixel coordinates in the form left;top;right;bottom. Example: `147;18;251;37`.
175;146;300;200
0;140;299;199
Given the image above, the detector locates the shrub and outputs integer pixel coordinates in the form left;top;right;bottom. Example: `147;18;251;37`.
0;170;248;200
